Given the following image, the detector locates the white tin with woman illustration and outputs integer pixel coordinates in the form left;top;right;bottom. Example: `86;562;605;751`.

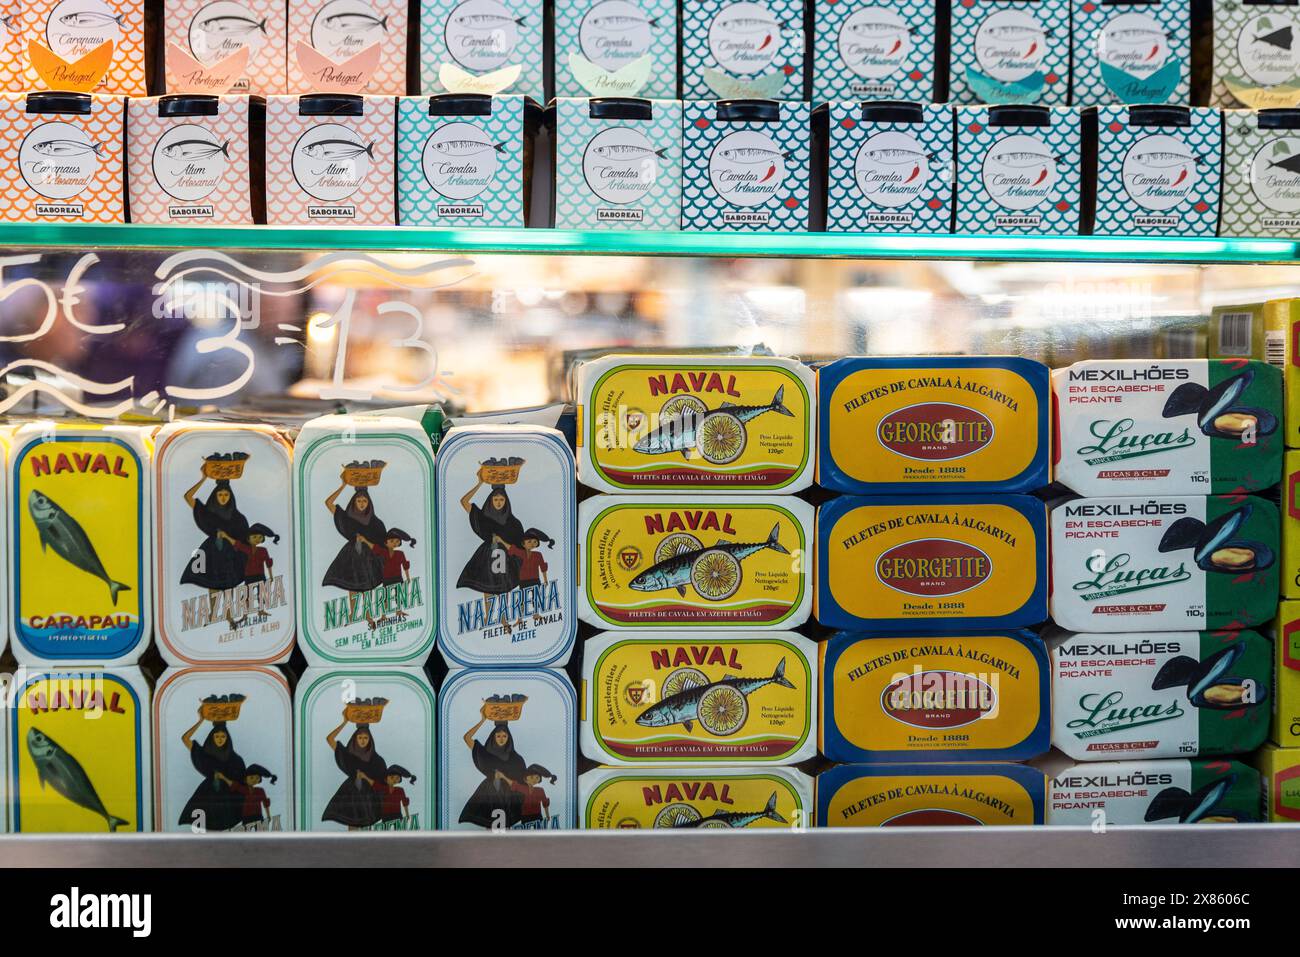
296;666;436;832
294;412;437;666
154;665;294;832
437;667;577;830
436;425;577;669
155;422;296;666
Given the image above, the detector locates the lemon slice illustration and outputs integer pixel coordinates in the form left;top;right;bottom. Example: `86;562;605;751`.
661;667;708;698
653;803;702;828
697;819;730;829
654;532;703;564
659;393;708;422
697;684;748;736
691;549;742;601
696;410;746;464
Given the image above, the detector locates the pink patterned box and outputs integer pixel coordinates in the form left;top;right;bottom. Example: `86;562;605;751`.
22;0;147;96
264;93;394;225
287;0;407;95
127;95;263;225
163;0;288;95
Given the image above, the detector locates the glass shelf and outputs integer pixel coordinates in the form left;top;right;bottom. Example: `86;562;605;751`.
0;222;1297;262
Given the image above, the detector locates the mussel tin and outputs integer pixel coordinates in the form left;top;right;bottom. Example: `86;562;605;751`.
817;762;1046;827
580;765;814;829
1047;759;1261;825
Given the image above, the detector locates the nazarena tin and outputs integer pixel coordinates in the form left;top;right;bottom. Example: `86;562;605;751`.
579;765;813;828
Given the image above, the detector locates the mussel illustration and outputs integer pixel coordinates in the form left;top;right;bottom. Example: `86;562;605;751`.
1143;774;1249;824
1150;641;1267;711
1161;369;1278;440
1156;505;1274;574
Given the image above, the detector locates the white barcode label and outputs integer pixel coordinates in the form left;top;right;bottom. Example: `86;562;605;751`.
1266;329;1286;368
1163;328;1201;359
1217;311;1254;356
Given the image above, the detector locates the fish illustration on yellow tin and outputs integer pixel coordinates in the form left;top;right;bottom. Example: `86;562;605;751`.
579;766;813;829
636;658;795;735
631;386;793;463
630;521;788;601
654;791;786;828
26;727;129;831
28;489;129;604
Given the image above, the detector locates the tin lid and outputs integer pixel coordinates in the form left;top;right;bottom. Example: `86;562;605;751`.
25;92;92;115
589;97;653;120
860;101;925;124
298;93;364;117
716;99;780;123
429;93;492;116
987;105;1050;127
1129;104;1191;127
1259;108;1300;129
158;94;219;118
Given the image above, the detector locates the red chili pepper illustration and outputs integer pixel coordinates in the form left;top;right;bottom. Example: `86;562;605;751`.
758;34;772;51
1145;43;1159;61
887;39;901;55
759;163;776;183
904;164;920;184
1024;41;1037;58
1032;167;1047;185
1172;168;1187;186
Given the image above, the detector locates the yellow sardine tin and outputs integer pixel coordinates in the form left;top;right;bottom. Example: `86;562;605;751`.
576;354;816;493
10;669;152;832
819;632;1050;763
9;422;154;665
581;631;818;765
815;494;1049;632
579;494;813;629
580;766;814;829
816;357;1051;494
817;763;1046;827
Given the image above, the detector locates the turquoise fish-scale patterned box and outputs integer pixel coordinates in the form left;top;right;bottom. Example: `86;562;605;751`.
681;100;811;231
553;98;682;230
553;0;679;99
1092;105;1222;236
812;0;938;102
419;0;546;100
949;0;1070;106
681;0;806;100
953;105;1081;234
826;102;953;233
397;96;529;227
1220;109;1300;237
1072;0;1190;106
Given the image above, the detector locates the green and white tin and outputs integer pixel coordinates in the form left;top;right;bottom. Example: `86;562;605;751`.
1221;108;1300;237
680;0;806;100
553;0;678;98
1047;758;1262;823
419;0;545;100
811;0;938;103
949;0;1071;105
1211;0;1300;108
1072;0;1190;106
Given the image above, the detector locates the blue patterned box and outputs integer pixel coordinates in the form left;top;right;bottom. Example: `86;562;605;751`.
553;98;682;230
1072;0;1190;106
826;102;953;233
397;95;534;227
682;99;812;230
949;0;1070;105
554;0;678;99
953;105;1081;234
1091;105;1222;236
1221;109;1300;237
681;0;806;100
812;0;939;102
419;0;545;100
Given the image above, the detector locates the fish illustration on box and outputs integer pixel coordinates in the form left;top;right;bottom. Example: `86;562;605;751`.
579;765;813;828
629;522;787;601
655;790;785;827
635;658;794;735
26;727;128;831
632;387;792;463
28;490;128;605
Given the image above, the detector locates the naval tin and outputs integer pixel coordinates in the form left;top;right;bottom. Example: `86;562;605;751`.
581;630;818;765
438;667;577;829
580;765;813;828
10;668;152;832
436;424;576;668
820;631;1050;763
1049;495;1280;632
576;353;816;493
578;494;813;630
9;422;153;666
1047;759;1261;824
296;666;436;831
815;494;1050;632
1053;358;1283;496
154;665;293;832
817;762;1047;826
816;355;1051;494
294;411;437;666
1051;630;1272;759
154;422;295;666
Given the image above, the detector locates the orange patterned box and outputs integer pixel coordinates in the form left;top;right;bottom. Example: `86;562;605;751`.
0;91;124;223
127;94;264;225
163;0;288;95
22;0;147;96
264;93;394;225
2;2;23;92
287;0;407;95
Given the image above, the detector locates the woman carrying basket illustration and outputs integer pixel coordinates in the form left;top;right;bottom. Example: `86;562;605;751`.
181;453;252;628
457;461;527;619
323;461;389;629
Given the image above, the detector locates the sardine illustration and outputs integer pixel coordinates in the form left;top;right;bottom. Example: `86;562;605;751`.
300;139;375;160
31;139;105;158
58;11;125;28
27;728;130;832
197;15;269;36
983;23;1050;40
636;658;795;733
666;792;787;828
321;13;388;32
430;138;506;157
28;490;130;606
847;21;915;38
991;150;1058;168
634;386;793;460
453;13;526;30
1106;27;1165;45
862;147;936;165
1254;25;1293;50
591;143;667;160
717;16;782;33
160;139;230;161
589;13;658;30
718;146;791;164
1129;150;1202;168
629;522;789;598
